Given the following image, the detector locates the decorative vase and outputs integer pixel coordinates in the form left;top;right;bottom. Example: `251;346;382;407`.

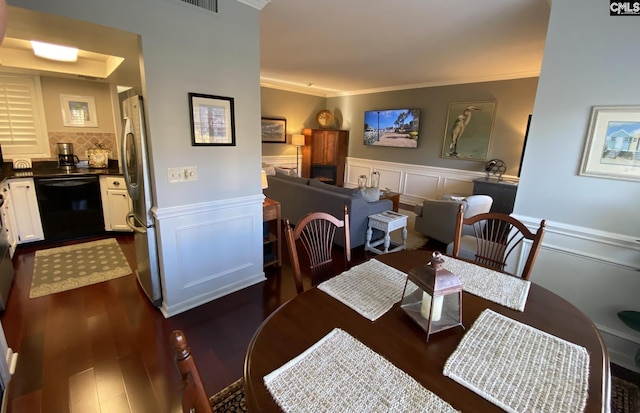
370;171;380;188
358;175;367;188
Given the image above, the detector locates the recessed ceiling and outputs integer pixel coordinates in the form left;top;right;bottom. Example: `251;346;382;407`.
1;6;142;88
259;0;551;97
1;37;124;80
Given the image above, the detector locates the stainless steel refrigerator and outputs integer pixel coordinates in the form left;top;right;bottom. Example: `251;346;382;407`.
121;95;162;306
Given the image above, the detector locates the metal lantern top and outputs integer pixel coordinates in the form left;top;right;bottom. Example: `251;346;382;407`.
407;252;462;297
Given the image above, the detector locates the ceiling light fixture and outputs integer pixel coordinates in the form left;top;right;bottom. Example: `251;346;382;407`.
30;40;78;62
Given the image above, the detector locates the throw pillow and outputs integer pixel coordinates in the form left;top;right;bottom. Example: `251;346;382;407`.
262;162;276;176
309;178;361;196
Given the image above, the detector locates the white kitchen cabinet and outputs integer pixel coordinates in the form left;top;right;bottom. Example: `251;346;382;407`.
7;178;44;244
100;176;132;232
1;183;17;257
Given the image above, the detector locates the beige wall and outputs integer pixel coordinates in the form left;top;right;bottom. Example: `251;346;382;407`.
39;76;118;160
261;77;538;177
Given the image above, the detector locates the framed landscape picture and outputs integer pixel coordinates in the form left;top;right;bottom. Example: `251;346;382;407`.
579;105;640;182
261;118;287;143
60;94;98;127
441;101;496;161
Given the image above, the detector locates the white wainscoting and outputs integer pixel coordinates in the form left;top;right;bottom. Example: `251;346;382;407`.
516;213;640;372
346;157;518;205
153;194;266;317
262;155;298;174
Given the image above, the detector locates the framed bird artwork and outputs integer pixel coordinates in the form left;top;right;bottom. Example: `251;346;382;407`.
441;101;496;161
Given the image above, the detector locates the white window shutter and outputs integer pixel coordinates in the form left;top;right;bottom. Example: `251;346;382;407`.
0;75;50;158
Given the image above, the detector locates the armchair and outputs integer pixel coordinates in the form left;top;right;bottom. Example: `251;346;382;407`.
413;195;493;245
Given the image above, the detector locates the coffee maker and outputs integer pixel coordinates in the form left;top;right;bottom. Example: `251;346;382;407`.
57;143;79;170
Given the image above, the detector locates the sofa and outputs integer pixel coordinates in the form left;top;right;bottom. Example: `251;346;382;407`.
413;195;493;245
264;172;393;248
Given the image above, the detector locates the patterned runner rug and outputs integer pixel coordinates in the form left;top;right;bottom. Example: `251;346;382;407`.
30;238;132;298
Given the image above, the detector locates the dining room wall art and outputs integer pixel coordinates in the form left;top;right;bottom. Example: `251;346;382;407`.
441;101;496;161
579;105;640;182
188;92;236;146
261;117;287;143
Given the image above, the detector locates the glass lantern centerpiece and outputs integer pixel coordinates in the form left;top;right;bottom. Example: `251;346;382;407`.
400;251;464;341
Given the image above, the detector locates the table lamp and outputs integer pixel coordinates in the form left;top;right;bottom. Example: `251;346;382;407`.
291;134;305;176
261;169;268;190
400;251;464;341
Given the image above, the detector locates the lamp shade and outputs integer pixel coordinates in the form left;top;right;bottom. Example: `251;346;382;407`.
291;134;305;146
261;170;268;189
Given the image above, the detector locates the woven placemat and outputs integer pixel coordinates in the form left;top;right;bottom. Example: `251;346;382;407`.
443;256;530;311
318;259;408;321
264;328;457;413
444;309;590;413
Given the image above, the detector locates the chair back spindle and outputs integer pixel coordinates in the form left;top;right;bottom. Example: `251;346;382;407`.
452;205;545;280
285;205;351;293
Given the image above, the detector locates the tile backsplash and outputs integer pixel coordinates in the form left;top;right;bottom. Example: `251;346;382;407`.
44;131;119;161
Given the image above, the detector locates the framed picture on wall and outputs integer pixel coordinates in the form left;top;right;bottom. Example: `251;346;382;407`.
60;94;98;127
261;118;287;143
579;105;640;182
441;101;496;161
189;93;236;146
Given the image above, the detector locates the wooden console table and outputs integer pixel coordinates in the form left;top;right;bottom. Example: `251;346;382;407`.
262;198;281;268
379;190;400;212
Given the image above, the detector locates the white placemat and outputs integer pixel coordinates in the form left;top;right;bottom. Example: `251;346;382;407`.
318;259;408;321
443;257;530;311
443;309;590;413
264;328;457;413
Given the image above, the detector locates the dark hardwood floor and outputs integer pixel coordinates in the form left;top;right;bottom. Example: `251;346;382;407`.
1;230;638;413
0;231;380;413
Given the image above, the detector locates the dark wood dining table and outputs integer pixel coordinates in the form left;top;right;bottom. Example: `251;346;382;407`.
243;249;610;412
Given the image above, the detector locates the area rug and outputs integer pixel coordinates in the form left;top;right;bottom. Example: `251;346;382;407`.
612;376;640;413
209;378;247;412
30;238;132;298
209;374;637;412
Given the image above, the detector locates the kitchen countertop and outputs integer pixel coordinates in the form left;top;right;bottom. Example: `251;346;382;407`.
0;160;122;181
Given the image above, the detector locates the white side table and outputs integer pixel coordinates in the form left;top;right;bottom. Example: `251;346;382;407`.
365;211;408;255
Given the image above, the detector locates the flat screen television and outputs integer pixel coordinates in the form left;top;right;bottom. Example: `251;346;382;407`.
364;109;420;148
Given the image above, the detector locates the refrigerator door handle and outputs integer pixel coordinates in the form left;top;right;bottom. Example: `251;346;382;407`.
126;212;147;234
121;117;140;201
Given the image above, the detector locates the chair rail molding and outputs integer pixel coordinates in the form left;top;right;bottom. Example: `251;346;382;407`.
514;213;640;372
153;194;266;317
345;157;519;206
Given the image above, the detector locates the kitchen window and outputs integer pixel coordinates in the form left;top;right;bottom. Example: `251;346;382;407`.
0;74;50;158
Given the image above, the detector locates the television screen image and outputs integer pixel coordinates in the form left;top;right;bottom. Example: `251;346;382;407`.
364;109;420;148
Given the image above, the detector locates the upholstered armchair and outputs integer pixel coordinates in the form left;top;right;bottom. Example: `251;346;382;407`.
413;195;493;245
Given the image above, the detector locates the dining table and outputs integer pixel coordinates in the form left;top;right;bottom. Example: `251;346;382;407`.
243;249;610;412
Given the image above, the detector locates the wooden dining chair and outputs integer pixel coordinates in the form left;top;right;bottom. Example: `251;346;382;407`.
451;205;546;280
171;330;214;413
284;205;351;294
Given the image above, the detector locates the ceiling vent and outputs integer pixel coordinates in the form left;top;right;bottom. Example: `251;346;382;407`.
180;0;218;13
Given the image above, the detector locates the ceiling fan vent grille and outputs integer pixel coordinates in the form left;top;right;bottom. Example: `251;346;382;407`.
180;0;218;13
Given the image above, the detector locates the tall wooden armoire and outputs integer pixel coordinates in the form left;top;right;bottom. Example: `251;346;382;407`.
301;128;349;186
